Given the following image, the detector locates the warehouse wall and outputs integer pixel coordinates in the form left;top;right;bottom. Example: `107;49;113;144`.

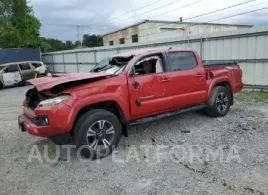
103;21;251;46
42;26;268;88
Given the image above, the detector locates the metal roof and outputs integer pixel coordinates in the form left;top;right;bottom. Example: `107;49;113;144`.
103;19;253;36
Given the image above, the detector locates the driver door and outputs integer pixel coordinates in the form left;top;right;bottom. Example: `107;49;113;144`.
127;55;174;119
2;64;22;87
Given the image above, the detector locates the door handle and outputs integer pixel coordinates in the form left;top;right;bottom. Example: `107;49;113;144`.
196;73;204;78
161;77;171;82
133;81;139;89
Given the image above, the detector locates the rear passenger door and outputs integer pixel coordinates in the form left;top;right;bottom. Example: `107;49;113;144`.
19;63;35;81
166;51;207;109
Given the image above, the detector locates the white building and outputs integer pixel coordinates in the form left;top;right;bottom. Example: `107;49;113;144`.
103;20;252;46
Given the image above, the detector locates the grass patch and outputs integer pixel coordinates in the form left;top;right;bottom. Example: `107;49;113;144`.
235;91;268;103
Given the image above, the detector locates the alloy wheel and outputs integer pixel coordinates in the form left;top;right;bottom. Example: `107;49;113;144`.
86;120;115;150
216;92;228;112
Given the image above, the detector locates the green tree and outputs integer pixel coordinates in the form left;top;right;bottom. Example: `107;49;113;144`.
0;0;16;47
39;37;51;52
39;38;65;52
82;34;103;48
65;40;75;50
39;38;77;52
75;40;82;48
0;0;41;48
0;0;12;23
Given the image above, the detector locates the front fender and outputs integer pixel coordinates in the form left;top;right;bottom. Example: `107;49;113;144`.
63;86;130;131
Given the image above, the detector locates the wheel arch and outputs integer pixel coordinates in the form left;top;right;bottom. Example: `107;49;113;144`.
208;80;233;105
71;100;128;137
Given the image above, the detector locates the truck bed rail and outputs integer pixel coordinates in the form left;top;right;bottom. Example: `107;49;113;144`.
202;60;237;68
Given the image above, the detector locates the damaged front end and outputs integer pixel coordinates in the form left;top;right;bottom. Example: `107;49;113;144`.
19;72;115;140
25;88;49;110
19;86;75;139
25;88;70;110
24;72;113;109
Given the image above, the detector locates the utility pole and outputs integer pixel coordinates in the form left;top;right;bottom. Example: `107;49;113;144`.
77;25;83;48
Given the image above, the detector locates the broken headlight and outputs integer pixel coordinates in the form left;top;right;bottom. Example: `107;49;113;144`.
39;95;70;107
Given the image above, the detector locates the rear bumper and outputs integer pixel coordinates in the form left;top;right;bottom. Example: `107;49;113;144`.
234;82;244;93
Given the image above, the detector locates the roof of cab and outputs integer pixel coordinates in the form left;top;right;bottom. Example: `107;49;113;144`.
113;47;194;58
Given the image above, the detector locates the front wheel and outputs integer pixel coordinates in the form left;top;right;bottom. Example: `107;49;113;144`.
73;109;122;159
206;86;232;117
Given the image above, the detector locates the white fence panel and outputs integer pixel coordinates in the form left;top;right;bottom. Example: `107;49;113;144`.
64;53;77;63
65;64;78;73
78;52;95;63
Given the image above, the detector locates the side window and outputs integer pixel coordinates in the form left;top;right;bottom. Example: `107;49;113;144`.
19;63;31;70
134;55;163;76
132;34;138;43
5;65;19;73
168;52;198;71
31;63;42;68
119;38;125;44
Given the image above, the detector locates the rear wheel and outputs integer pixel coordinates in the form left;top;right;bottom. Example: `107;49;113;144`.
73;109;122;159
206;86;232;117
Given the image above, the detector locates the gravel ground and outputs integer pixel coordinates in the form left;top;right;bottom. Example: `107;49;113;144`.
0;86;268;195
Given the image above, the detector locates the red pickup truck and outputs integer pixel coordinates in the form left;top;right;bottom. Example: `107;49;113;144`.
18;48;243;158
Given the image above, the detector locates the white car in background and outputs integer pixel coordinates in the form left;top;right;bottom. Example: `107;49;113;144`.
0;61;49;88
30;61;49;76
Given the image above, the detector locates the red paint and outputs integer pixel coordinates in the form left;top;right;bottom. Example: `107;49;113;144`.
27;72;113;91
19;48;243;138
165;51;207;109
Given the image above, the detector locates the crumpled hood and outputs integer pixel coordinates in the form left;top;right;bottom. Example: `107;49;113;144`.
27;72;113;92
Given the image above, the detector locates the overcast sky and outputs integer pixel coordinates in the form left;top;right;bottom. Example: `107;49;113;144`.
29;0;268;41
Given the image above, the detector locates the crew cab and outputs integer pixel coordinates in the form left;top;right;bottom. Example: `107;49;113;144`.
18;48;243;158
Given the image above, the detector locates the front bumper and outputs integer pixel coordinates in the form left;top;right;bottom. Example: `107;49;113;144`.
18;114;48;137
18;103;74;138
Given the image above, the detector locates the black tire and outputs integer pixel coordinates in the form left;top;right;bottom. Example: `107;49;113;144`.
206;86;232;117
73;109;122;159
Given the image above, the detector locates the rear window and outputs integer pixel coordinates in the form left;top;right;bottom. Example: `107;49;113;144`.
19;63;31;70
168;52;198;71
5;64;19;73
